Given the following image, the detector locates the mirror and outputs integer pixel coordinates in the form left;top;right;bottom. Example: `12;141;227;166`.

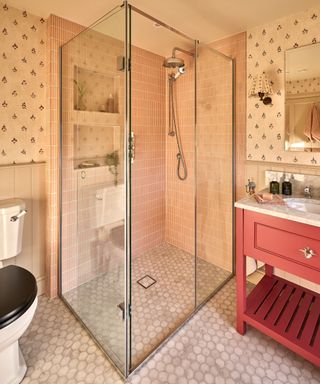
285;43;320;152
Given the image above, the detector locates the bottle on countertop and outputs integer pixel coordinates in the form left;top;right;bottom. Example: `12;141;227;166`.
106;93;114;113
282;175;292;196
269;178;280;194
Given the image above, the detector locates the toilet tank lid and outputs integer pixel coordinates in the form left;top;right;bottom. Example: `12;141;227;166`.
0;199;25;215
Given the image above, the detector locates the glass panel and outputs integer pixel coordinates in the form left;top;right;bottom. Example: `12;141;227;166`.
196;45;234;306
129;9;196;370
60;6;128;375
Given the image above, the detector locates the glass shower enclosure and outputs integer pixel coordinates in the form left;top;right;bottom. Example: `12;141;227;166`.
60;2;234;377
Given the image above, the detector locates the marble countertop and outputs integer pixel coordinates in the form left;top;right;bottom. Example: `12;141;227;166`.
235;194;320;228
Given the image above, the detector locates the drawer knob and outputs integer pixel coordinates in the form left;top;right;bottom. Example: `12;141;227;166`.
299;247;317;259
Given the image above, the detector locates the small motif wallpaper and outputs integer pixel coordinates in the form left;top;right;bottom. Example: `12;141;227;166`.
0;2;46;165
286;77;320;95
247;7;320;165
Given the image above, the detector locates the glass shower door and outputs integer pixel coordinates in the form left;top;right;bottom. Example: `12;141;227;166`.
129;7;196;371
60;4;131;376
196;44;234;306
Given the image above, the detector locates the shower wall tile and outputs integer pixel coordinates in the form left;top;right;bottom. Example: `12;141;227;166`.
210;32;247;201
193;33;246;272
196;49;233;271
47;15;84;297
131;46;166;257
165;55;195;255
60;25;125;293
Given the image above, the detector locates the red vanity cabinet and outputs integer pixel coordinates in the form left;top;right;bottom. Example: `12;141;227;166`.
236;208;320;367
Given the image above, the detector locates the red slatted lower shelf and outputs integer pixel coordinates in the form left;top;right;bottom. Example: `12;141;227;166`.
245;275;320;366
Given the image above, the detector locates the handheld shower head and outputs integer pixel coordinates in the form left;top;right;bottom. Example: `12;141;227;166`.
171;65;186;80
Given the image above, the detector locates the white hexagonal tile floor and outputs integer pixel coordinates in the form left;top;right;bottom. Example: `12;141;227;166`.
62;243;231;369
20;279;320;384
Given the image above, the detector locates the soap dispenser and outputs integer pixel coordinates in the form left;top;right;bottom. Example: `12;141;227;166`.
270;178;280;194
282;174;292;196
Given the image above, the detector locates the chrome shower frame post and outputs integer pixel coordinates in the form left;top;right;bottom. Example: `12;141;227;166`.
124;0;132;378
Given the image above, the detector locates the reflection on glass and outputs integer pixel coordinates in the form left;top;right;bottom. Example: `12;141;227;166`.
60;6;127;374
196;45;234;305
60;4;235;378
130;9;196;369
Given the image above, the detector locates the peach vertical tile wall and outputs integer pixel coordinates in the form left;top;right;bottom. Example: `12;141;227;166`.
60;28;125;293
196;48;233;272
210;32;247;201
165;55;195;255
194;33;247;271
46;15;84;297
131;47;166;257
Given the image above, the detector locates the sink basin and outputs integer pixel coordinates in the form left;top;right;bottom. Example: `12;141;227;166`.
284;198;320;215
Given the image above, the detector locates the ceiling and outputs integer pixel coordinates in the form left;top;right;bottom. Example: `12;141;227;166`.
5;0;320;43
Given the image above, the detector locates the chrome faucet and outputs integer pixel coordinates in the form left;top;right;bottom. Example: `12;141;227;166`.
304;186;312;199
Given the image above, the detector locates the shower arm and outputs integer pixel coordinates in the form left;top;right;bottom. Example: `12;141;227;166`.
172;47;194;58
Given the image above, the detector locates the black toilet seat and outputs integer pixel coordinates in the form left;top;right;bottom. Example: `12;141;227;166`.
0;265;37;329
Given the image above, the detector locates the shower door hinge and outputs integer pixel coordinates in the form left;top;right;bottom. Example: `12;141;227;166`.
129;131;135;164
128;304;132;318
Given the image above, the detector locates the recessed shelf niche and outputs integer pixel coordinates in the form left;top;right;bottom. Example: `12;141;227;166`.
73;124;121;169
73;66;120;113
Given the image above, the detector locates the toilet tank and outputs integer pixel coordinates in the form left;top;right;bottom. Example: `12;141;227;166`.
0;199;26;261
95;184;125;228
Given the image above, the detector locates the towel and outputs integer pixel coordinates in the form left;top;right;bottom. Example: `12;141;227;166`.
312;104;320;142
304;104;320;142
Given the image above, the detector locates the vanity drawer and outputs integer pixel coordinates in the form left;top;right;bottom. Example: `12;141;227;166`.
244;210;320;272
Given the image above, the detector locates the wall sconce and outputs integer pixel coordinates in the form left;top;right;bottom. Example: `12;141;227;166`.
249;72;273;105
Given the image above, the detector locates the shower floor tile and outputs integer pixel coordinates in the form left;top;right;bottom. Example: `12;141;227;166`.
63;242;231;368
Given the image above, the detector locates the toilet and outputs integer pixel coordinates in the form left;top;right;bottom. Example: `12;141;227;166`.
0;199;37;384
95;184;125;248
91;184;125;273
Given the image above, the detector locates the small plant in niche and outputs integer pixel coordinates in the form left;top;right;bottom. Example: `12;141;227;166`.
106;150;119;186
74;79;87;111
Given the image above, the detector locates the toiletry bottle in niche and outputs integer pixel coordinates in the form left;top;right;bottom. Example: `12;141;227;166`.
270;178;280;194
282;175;292;196
114;92;118;113
106;93;114;113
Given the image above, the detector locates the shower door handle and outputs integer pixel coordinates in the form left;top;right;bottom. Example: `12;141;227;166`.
129;132;135;164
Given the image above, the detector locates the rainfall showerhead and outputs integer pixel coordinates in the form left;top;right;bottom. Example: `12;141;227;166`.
163;56;185;69
163;46;194;69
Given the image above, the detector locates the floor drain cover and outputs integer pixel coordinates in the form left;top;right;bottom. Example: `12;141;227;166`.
137;275;157;289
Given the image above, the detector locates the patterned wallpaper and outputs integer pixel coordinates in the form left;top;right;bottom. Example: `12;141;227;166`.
0;2;46;165
287;77;320;95
247;7;320;165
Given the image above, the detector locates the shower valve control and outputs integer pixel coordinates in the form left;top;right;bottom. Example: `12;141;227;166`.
129;132;135;164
